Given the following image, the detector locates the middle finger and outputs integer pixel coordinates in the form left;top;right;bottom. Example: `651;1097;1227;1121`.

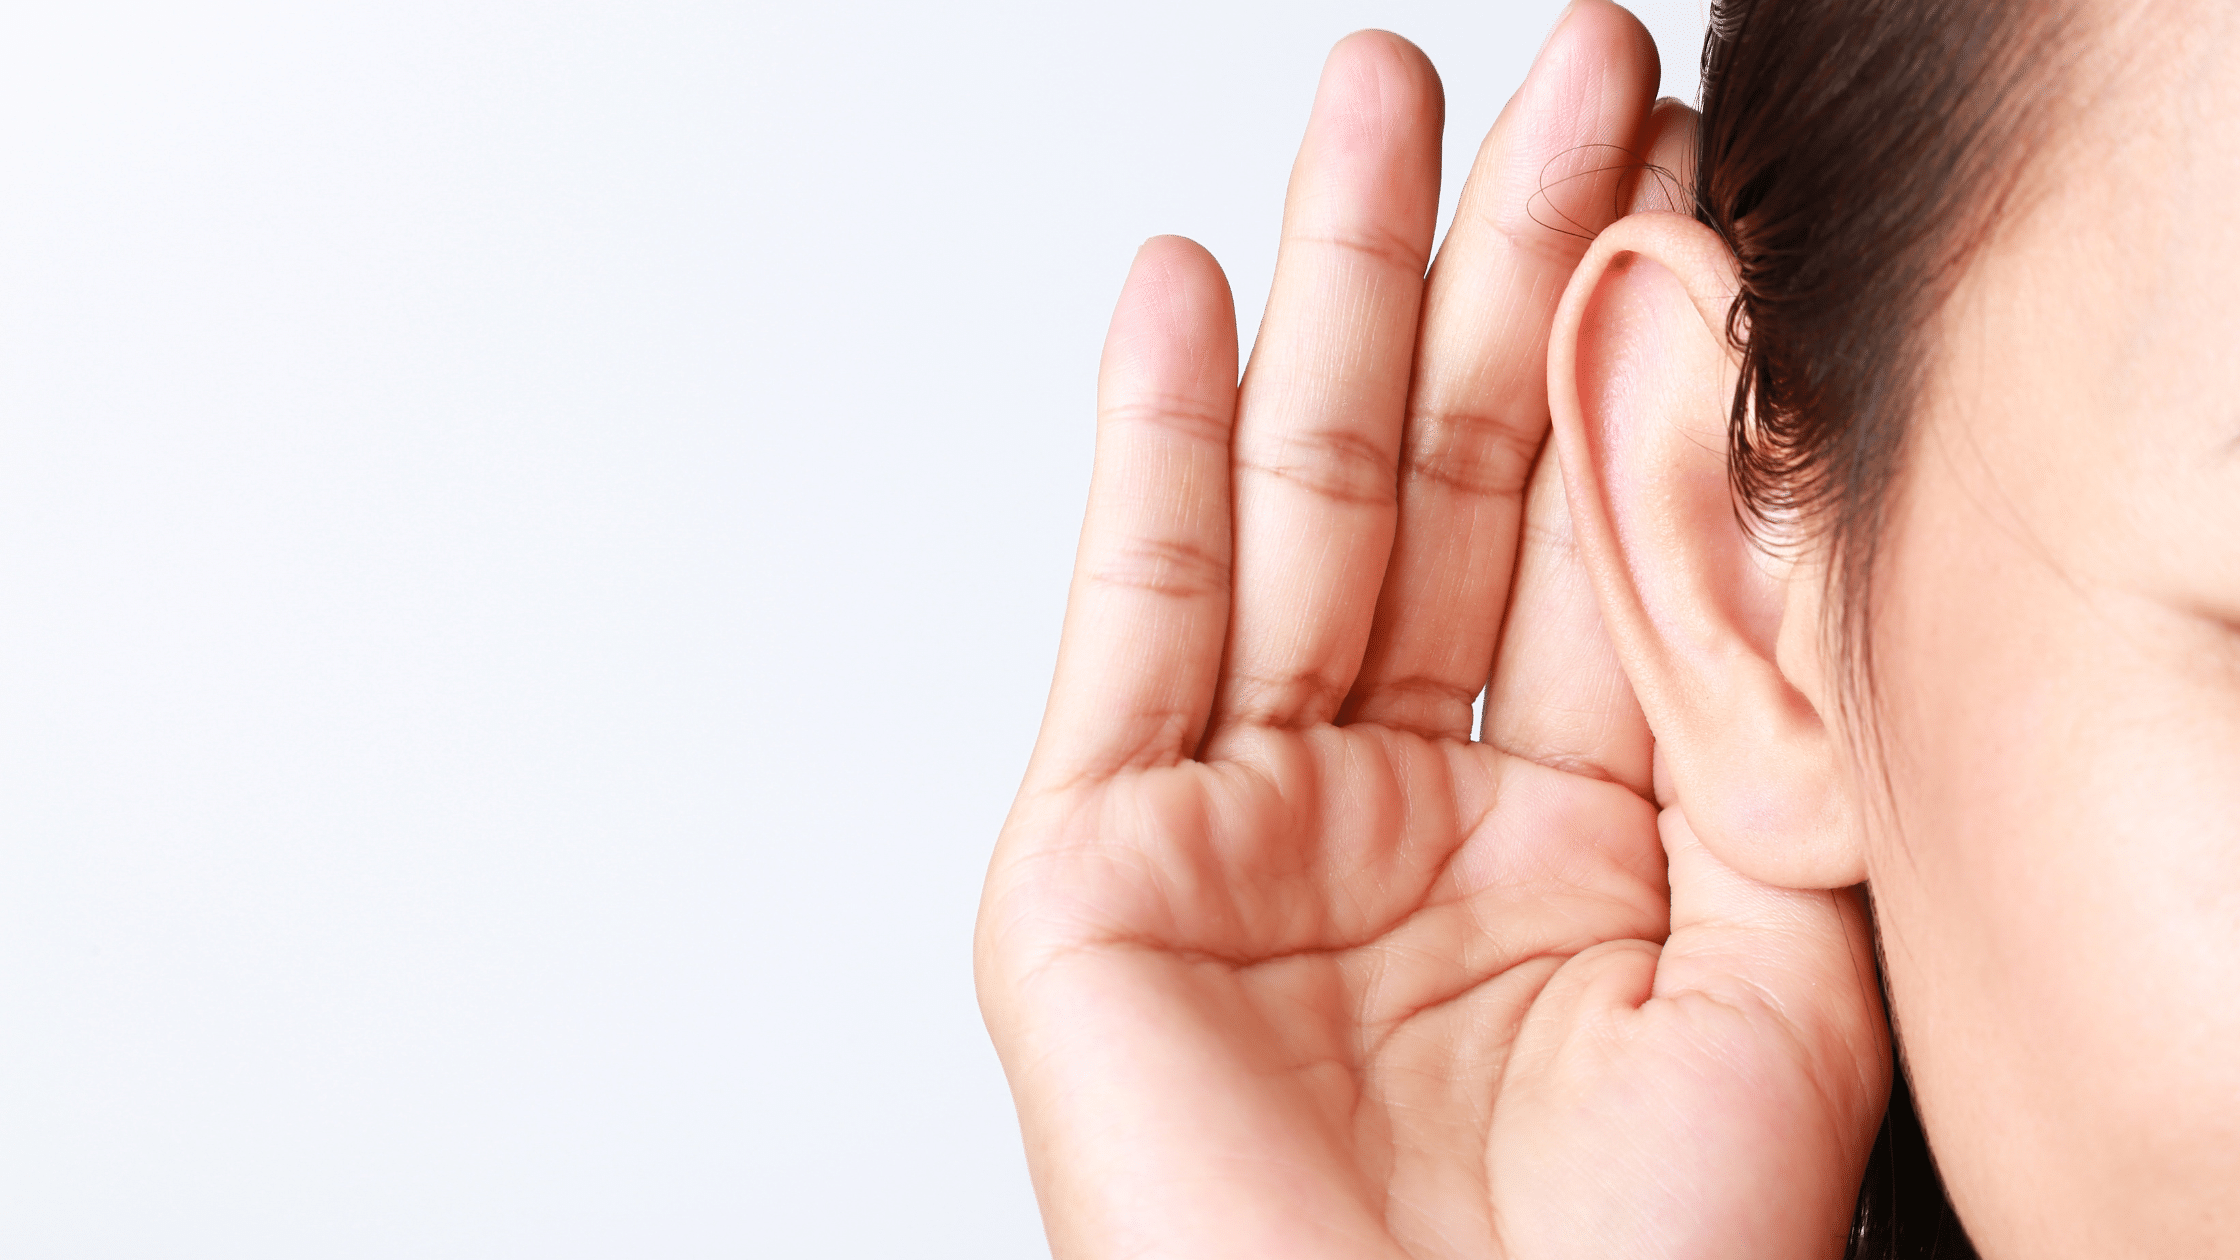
1203;30;1444;738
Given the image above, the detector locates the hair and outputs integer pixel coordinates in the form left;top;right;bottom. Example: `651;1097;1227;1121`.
1690;0;2084;1255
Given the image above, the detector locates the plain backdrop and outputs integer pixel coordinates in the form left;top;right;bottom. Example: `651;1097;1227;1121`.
0;2;1706;1255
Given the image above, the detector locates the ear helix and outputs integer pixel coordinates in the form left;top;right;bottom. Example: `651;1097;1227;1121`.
1546;212;1866;890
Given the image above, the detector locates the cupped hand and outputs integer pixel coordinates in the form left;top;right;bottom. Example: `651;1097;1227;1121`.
976;6;1890;1257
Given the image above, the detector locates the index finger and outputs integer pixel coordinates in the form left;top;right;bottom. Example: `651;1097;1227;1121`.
1482;96;1699;795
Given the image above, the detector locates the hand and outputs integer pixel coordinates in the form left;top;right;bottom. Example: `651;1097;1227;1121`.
976;6;1890;1257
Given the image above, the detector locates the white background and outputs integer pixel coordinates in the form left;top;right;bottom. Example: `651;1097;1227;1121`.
0;2;1705;1255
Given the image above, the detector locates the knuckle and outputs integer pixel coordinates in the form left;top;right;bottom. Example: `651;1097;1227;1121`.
1399;405;1541;501
1086;535;1229;602
1346;673;1481;738
1225;665;1353;728
1100;395;1232;448
1360;672;1481;711
1111;708;1204;771
1475;186;1602;267
1286;225;1430;278
1240;426;1397;508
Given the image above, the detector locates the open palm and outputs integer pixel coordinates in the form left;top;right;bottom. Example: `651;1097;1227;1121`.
977;9;1889;1258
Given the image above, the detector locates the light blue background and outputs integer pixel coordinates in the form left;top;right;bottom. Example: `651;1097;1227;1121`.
0;2;1705;1254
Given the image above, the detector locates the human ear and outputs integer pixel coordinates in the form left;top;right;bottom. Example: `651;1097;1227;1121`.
1545;212;1864;889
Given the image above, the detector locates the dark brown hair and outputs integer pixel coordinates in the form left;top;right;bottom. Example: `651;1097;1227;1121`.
1691;0;2081;1254
1698;0;2080;708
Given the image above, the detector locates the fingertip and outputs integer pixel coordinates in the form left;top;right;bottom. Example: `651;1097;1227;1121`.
1513;0;1660;139
1544;0;1660;82
1467;0;1663;227
1134;233;1216;273
1319;28;1445;133
1109;236;1237;391
1329;28;1435;76
1125;235;1231;316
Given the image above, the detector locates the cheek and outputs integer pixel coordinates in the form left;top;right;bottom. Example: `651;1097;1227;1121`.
1862;486;2240;1257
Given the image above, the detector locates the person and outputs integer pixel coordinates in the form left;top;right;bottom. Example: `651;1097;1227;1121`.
975;0;2240;1255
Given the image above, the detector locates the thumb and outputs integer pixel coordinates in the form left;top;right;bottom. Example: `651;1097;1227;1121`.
1653;803;1890;1118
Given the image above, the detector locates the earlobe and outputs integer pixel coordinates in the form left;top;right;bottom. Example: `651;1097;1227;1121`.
1546;212;1866;890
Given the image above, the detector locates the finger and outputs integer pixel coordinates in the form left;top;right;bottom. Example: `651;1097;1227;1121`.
1025;237;1238;790
1626;96;1699;217
1650;805;1890;1131
1481;96;1700;795
1340;1;1663;740
1203;31;1444;736
1480;449;1652;789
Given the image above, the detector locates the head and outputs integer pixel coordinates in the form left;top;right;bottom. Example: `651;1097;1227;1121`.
1547;0;2240;1255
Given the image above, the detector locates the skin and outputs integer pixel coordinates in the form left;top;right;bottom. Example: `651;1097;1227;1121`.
1540;3;2240;1256
975;7;1887;1259
1850;8;2240;1254
985;0;2239;1255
